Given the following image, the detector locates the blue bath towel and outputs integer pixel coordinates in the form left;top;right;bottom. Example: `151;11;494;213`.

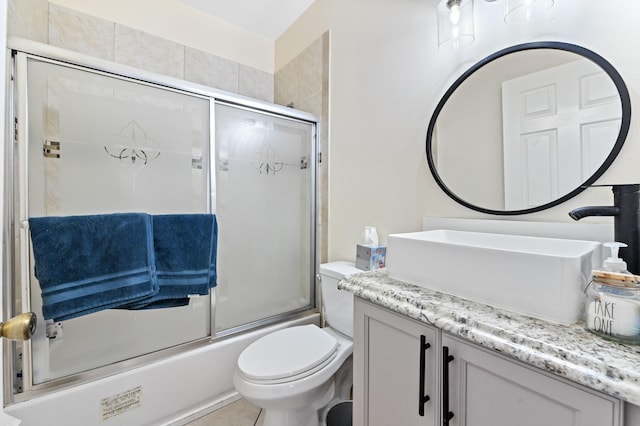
124;214;218;309
28;213;158;321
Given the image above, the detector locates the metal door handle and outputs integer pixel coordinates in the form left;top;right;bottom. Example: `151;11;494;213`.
442;346;455;425
418;335;431;416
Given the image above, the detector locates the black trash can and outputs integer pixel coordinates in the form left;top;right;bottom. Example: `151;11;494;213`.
326;401;352;426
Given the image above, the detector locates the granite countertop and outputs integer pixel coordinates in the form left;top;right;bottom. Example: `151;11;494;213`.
339;269;640;406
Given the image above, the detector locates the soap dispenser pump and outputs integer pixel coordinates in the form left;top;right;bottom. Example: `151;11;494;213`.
603;242;629;273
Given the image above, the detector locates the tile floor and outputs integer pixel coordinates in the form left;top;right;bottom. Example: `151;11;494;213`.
186;399;264;426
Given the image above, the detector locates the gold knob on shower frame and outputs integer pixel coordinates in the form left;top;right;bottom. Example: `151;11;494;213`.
0;312;37;341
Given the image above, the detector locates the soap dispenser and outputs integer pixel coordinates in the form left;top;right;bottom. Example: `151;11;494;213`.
585;242;640;344
602;242;629;273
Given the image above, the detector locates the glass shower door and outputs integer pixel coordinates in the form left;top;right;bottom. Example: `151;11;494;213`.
9;48;318;401
214;103;316;332
15;54;212;386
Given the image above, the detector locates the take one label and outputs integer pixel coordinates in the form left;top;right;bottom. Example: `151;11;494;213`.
589;299;616;335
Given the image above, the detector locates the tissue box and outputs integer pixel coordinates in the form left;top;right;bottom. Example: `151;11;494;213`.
356;244;386;271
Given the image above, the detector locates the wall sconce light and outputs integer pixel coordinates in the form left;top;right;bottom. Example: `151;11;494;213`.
1;312;36;341
437;0;475;50
437;0;554;51
504;0;554;23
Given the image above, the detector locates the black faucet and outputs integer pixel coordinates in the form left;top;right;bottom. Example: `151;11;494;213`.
568;184;640;274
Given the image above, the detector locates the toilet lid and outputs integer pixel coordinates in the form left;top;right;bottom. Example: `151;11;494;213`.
237;324;338;382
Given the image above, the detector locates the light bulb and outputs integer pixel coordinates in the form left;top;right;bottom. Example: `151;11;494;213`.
449;4;461;25
438;0;474;49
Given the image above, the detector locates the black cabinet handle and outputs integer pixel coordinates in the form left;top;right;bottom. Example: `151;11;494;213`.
442;346;455;425
418;335;431;416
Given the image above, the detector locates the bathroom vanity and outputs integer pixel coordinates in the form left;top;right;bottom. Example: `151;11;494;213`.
340;270;640;426
347;37;640;426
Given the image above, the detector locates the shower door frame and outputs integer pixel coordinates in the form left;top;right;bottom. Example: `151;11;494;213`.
4;37;319;405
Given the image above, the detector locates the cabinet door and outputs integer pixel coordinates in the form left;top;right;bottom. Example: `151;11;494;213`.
354;299;439;426
443;333;623;426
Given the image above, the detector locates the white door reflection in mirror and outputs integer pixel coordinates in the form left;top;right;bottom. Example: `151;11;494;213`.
502;59;622;210
502;59;621;210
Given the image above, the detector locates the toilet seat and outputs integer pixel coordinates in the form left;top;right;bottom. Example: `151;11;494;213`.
237;324;338;384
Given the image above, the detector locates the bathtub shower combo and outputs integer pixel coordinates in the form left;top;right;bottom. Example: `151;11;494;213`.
3;40;319;424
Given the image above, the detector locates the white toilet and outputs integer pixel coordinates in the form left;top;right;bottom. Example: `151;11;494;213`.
233;261;360;426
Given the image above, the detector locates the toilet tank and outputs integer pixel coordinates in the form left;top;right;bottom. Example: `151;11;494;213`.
320;261;361;338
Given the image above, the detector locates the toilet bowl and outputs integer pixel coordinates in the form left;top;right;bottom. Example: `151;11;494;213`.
233;261;360;426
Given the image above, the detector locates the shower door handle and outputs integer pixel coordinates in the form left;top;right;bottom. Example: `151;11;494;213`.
418;334;431;416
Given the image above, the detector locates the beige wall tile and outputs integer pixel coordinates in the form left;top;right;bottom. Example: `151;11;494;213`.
298;92;322;117
49;4;115;60
185;47;239;94
320;94;329;264
114;25;185;79
274;57;299;107
322;32;330;98
298;37;323;105
8;0;48;43
10;3;276;104
275;31;330;263
239;65;274;103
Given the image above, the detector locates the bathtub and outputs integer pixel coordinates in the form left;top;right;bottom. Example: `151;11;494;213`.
5;314;319;425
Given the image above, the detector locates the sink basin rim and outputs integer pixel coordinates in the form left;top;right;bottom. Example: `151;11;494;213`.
388;230;602;258
386;229;602;325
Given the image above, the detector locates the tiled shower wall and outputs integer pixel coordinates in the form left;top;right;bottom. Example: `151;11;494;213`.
275;33;330;263
8;0;274;102
8;0;329;263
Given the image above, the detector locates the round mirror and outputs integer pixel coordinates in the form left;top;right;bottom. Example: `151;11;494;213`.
426;41;631;215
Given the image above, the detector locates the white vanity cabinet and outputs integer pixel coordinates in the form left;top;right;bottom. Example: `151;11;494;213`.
354;298;440;425
443;333;623;426
354;298;624;426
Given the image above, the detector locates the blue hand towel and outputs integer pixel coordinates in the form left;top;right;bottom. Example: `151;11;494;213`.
124;214;217;309
28;213;158;321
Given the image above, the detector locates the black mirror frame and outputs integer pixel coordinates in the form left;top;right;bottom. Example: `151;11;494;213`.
425;41;632;215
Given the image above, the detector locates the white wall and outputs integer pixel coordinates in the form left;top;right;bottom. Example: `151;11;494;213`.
48;0;274;72
276;0;640;262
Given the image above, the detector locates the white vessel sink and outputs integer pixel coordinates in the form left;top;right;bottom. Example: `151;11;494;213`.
386;230;602;324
